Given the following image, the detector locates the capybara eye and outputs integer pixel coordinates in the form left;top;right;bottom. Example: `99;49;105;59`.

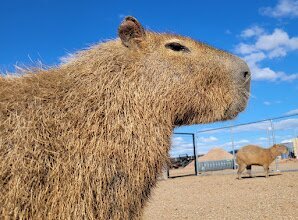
165;42;190;52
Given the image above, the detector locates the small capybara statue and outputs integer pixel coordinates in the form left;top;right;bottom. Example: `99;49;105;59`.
236;144;288;179
0;16;251;219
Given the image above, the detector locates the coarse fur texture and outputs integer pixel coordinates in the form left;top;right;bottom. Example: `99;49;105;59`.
236;144;288;179
0;16;250;219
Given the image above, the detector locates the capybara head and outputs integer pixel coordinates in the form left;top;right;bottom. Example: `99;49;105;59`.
117;16;250;126
272;144;288;155
64;16;250;127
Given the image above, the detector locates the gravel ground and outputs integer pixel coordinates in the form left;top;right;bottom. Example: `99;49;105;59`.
143;172;298;220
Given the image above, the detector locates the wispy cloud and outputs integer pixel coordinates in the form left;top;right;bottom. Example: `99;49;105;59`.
171;136;194;156
198;136;218;143
274;118;298;130
264;101;271;106
285;108;298;115
260;0;298;18
281;138;293;143
263;100;282;106
240;26;265;38
255;29;298;53
234;118;298;132
235;28;298;81
218;139;250;148
197;139;251;152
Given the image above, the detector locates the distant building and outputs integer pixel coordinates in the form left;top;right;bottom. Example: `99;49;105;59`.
282;139;297;159
293;138;298;158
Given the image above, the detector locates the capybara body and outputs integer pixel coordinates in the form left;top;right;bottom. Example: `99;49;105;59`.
0;17;250;219
236;144;287;179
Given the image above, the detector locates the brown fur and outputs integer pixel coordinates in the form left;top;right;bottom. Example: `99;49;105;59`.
0;16;250;219
236;144;288;179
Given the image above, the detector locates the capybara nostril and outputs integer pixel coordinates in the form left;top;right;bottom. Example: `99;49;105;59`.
243;71;250;79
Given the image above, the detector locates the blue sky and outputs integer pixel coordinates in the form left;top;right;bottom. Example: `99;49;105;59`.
0;0;297;156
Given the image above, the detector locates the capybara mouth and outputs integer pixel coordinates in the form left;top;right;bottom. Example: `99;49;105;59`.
223;106;238;120
223;95;249;120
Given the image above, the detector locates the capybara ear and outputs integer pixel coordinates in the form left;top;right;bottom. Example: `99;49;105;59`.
118;16;145;47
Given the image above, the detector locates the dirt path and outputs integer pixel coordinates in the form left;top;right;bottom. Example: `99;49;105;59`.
143;172;298;220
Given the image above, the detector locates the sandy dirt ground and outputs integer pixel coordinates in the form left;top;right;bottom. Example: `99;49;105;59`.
143;172;298;220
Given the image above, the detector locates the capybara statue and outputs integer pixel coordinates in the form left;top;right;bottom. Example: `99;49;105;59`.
0;16;251;219
236;144;287;179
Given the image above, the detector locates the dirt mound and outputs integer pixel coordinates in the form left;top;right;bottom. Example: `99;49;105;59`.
182;148;233;171
198;148;233;162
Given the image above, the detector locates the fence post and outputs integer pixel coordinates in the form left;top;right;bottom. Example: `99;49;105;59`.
230;125;236;169
270;119;279;171
192;133;198;175
270;119;276;145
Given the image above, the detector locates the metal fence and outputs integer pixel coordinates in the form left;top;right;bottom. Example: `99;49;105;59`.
197;159;234;172
168;113;298;178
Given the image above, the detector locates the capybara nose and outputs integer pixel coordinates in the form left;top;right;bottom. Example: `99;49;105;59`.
233;58;251;90
241;70;251;90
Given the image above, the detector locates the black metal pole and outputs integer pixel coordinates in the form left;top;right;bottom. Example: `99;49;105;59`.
167;167;170;178
192;133;198;175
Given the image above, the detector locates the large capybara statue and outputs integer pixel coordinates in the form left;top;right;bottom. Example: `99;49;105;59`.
236;144;287;179
0;16;250;219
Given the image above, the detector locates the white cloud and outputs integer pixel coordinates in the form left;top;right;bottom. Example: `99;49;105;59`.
198;118;298;136
281;139;293;143
238;29;298;56
172;137;183;143
171;136;194;156
285;109;298;115
245;60;289;81
220;139;249;147
263;100;282;106
255;29;298;51
268;47;287;58
260;0;298;18
243;52;266;63
264;101;271;105
197;139;250;153
274;118;298;130
230;118;298;133
235;43;257;54
198;136;218;143
241;26;265;38
207;139;251;151
236;28;298;81
259;137;269;141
